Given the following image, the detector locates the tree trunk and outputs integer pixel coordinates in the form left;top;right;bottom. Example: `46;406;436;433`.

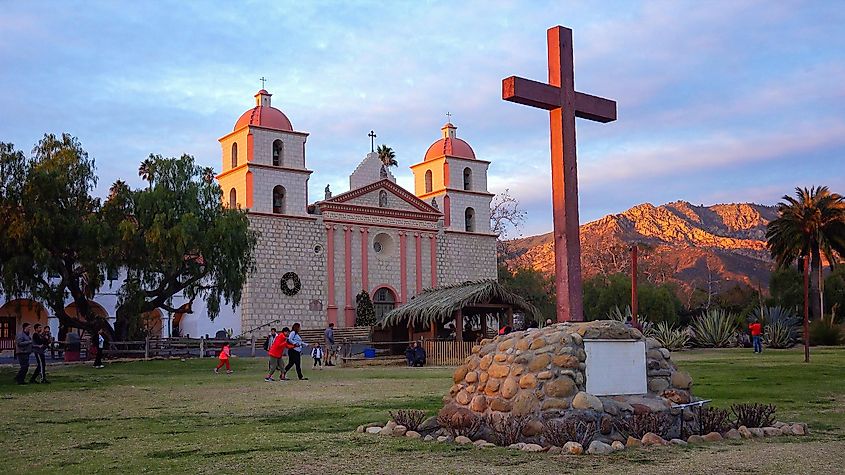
811;247;822;320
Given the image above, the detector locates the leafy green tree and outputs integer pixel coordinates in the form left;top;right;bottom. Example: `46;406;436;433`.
583;273;681;324
766;186;845;319
498;264;555;321
355;290;376;326
767;268;803;311
109;154;258;339
0;134;112;334
825;266;845;319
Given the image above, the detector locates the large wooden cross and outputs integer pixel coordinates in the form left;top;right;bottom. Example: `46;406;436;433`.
503;25;617;322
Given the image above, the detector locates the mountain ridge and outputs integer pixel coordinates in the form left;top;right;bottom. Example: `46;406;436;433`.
505;200;778;295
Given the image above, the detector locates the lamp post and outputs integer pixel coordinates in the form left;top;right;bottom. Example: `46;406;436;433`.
803;254;810;363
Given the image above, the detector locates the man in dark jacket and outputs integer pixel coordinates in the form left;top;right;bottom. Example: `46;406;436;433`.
30;323;49;383
15;323;33;384
413;343;426;367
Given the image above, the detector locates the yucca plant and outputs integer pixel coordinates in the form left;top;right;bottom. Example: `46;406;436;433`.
606;305;654;336
753;306;801;349
652;321;689;350
691;308;738;348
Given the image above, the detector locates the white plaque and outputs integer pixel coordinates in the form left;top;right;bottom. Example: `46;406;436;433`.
584;339;647;396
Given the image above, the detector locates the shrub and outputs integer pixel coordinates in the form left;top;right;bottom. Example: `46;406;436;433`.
691;308;738;347
613;412;672;440
730;403;776;428
809;319;843;346
437;409;482;438
543;416;597;447
389;409;426;431
696;406;730;434
486;414;530;446
753;306;800;349
607;305;654;336
652;321;689;350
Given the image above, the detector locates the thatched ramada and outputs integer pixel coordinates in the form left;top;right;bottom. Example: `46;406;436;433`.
378;280;538;340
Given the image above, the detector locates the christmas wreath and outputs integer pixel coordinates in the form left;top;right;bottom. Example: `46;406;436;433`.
280;272;301;296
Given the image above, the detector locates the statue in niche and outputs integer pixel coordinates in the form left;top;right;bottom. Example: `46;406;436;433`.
431;197;438;210
378;190;388;208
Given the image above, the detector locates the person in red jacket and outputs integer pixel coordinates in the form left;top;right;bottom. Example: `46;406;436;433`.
214;343;232;374
749;319;763;354
265;327;294;382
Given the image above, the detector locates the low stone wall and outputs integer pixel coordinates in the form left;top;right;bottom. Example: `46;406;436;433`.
441;320;694;442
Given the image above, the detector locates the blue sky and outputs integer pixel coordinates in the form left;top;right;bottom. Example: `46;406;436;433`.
1;0;843;236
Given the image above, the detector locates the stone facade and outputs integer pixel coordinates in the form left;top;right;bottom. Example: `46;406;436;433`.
222;91;499;334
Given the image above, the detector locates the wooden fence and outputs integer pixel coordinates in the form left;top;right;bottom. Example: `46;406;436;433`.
102;336;255;359
423;340;474;366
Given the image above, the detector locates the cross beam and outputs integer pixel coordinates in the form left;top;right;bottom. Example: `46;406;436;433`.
502;25;616;322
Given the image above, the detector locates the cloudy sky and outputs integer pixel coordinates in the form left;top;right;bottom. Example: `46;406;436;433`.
1;0;843;236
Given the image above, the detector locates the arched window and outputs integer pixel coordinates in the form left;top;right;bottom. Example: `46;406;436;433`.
231;142;238;168
465;207;475;232
424;170;433;193
463;167;472;191
373;287;397;320
272;139;283;167
272;185;286;214
378;190;388;208
229;188;237;209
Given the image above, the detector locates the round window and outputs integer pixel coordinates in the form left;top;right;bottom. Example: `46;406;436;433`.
314;244;323;255
372;232;395;258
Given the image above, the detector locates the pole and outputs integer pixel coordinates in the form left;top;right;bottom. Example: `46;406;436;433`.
803;255;810;363
631;244;639;326
144;337;149;360
251;335;256;357
199;337;205;359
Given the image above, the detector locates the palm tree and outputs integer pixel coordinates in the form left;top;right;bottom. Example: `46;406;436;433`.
376;144;398;168
138;157;155;190
201;166;216;185
766;186;845;319
108;179;128;199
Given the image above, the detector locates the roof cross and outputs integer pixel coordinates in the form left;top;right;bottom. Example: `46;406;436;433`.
445;111;452;123
259;76;267;89
368;130;377;153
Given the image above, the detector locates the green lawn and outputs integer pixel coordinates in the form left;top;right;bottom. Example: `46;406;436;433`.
1;348;844;474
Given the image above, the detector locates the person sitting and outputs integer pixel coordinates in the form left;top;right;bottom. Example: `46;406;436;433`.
413;343;426;367
405;342;417;367
498;325;512;336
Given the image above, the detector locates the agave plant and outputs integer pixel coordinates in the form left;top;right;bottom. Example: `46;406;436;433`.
652;321;689;351
752;306;801;349
691;308;738;348
606;305;654;336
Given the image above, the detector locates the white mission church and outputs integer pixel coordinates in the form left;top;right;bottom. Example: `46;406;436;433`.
0;88;499;347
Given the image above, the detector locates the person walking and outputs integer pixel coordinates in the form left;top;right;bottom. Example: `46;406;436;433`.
14;323;33;385
30;323;49;383
324;322;335;366
265;327;294;381
311;342;324;370
749;319;763;354
93;329;106;368
284;322;308;380
214;343;232;374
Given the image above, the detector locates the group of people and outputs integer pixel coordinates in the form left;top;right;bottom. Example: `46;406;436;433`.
213;321;339;381
404;341;427;367
14;323;109;384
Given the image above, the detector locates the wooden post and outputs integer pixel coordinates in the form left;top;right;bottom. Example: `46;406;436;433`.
455;310;463;342
631;244;639;326
199;337;204;358
803;254;810;363
407;323;414;342
251;335;256;357
506;306;514;328
480;312;488;339
430;320;437;339
144;337;149;360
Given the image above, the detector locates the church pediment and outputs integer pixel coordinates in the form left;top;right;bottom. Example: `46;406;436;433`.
317;179;441;218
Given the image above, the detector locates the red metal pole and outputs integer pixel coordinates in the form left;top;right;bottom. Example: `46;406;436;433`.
631;245;638;326
803;255;810;363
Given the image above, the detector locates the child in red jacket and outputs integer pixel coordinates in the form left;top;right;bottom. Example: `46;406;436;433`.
214;343;232;374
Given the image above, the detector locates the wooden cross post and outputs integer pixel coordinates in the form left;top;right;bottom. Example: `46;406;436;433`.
259;76;267;89
503;25;617;322
631;245;639;326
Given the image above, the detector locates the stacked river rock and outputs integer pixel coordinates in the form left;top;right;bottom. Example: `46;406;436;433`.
442;320;694;443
